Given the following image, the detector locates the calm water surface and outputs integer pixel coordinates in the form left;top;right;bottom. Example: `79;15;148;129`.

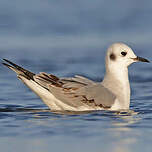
1;0;152;152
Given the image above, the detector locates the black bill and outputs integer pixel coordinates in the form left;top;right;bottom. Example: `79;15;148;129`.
133;56;150;63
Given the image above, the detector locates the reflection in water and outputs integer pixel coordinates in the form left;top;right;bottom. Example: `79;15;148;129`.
108;113;141;152
0;106;138;115
0;105;149;152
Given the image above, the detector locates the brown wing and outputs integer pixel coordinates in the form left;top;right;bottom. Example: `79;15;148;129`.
2;59;116;109
34;73;116;108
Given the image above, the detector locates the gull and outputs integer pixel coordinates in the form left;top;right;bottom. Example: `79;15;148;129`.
2;43;150;111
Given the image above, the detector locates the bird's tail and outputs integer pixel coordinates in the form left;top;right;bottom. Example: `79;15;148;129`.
2;59;35;80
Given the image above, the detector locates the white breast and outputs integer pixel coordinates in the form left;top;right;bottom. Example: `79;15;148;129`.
110;99;122;111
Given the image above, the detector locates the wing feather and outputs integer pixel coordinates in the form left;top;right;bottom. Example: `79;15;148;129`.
3;59;116;109
34;73;116;108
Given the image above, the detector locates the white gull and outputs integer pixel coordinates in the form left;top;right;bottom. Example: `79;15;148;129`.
2;43;150;111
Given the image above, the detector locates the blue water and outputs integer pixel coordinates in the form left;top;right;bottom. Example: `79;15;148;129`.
1;0;152;151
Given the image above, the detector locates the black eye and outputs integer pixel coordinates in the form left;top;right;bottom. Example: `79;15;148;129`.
121;52;127;56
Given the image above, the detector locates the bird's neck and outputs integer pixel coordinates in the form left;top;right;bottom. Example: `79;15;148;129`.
102;65;130;109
